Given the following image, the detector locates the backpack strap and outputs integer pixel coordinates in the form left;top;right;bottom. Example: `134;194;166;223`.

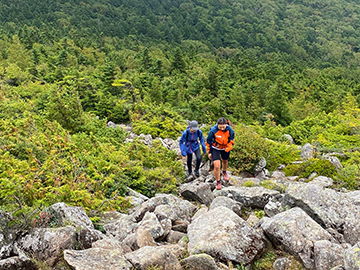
186;130;200;141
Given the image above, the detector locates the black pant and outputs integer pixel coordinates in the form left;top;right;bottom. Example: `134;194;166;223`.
187;148;201;173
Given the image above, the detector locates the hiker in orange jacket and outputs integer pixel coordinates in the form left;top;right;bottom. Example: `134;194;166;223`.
206;117;235;190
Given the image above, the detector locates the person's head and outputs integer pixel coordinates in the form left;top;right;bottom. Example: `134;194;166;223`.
217;117;227;131
189;120;199;132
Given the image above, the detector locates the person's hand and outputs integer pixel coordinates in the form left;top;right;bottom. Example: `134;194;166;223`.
208;153;212;160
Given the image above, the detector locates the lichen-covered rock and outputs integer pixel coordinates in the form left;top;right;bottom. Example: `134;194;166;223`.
130;194;198;223
309;176;333;188
300;143;315;159
261;207;336;269
209;196;242;217
344;242;360;270
103;214;138;242
314;240;350;270
64;248;132;270
0;211;15;259
283;183;360;245
166;230;186;244
0;248;37;270
273;257;288;270
16;226;76;266
215;186;279;208
77;228;104;249
49;202;94;230
0;255;38;270
124;246;182;270
179;181;214;205
138;212;164;240
181;253;220;270
92;237;130;253
188;206;264;264
264;194;286;217
122;228;157;250
344;190;360;206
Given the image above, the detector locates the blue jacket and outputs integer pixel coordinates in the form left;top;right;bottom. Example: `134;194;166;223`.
179;127;207;156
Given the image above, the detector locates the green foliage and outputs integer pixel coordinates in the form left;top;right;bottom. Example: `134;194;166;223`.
335;151;360;190
283;159;337;179
253;250;277;270
284;95;360;150
2;0;360;231
243;181;255;187
44;85;85;133
131;103;186;139
264;140;300;171
254;210;264;219
0;112;183;228
260;180;285;193
230;125;267;173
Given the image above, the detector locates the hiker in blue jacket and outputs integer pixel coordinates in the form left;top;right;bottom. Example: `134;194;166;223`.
179;120;207;177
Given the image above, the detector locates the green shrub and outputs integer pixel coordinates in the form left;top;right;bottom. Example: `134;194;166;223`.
131;102;186;139
264;140;300;171
260;180;285;192
230;125;267;173
283;159;337;179
335;151;360;190
243;180;255;187
253;250;277;270
254;210;264;219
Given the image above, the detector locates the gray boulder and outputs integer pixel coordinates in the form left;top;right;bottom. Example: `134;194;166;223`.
130;194;198;223
64;248;132;270
16;226;76;266
181;253;220;270
209;196;243;217
215;186;279;208
323;153;343;169
179;181;214;205
344;242;360;270
344;190;360;206
314;240;350;270
283;183;360;245
137;212;164;240
124;246;182;270
261;207;336;269
122;228;157;251
0;211;15;259
0;257;37;270
284;134;294;144
166;230;187;244
301;143;315;159
264;194;286;217
188;206;264;265
103;214;138;242
49;202;94;230
309;176;333;188
92;237;131;253
126;187;149;208
76;227;104;249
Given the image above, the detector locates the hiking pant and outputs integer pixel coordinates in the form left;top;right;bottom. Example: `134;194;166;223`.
187;148;201;173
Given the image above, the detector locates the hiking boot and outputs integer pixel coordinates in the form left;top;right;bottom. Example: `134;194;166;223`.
194;170;200;177
185;171;192;178
223;171;229;182
216;181;222;190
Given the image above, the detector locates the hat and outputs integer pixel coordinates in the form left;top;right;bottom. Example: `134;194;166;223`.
189;120;199;131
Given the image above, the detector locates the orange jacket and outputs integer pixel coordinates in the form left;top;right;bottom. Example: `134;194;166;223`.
206;124;235;153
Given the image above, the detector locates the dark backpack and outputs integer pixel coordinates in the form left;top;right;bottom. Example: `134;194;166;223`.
186;129;200;141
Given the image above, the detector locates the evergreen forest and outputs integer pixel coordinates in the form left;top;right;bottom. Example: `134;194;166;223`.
1;0;360;244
